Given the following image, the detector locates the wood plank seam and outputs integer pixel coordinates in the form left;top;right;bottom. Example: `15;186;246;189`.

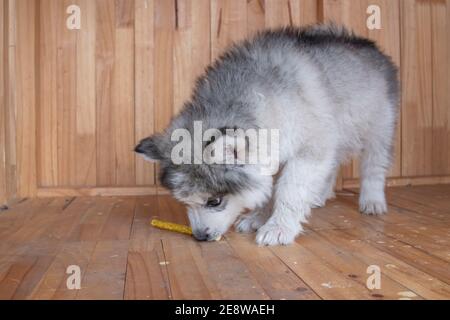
159;238;174;300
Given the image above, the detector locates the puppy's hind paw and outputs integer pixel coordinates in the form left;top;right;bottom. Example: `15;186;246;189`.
234;212;266;233
359;199;387;215
255;222;300;246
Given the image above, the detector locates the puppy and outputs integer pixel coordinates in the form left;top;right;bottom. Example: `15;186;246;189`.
135;25;399;246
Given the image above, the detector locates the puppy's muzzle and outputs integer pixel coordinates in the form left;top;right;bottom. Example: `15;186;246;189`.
193;229;220;242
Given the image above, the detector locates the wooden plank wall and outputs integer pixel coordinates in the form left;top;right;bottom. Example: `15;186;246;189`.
401;0;449;177
1;0;449;202
0;0;6;205
1;0;37;204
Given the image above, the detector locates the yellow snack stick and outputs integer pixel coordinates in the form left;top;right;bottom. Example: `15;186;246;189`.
151;219;192;236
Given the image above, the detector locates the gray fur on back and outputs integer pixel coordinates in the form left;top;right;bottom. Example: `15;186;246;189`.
139;24;399;198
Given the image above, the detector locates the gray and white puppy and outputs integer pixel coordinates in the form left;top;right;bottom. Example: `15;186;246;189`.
135;24;399;246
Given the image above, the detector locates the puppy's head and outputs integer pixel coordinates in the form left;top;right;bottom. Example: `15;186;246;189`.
135;130;272;241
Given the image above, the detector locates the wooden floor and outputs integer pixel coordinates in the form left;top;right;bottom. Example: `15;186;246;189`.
0;184;449;300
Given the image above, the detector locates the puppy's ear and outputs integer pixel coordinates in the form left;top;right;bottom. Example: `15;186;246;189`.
135;134;167;162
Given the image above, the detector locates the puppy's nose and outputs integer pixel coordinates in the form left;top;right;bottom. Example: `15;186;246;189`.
193;229;221;242
193;230;208;241
134;143;144;154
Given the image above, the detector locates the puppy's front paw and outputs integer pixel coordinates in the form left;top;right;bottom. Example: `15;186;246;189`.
234;212;266;233
359;199;387;215
255;222;300;246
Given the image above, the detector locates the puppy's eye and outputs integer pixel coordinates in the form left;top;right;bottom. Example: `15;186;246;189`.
206;197;222;207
